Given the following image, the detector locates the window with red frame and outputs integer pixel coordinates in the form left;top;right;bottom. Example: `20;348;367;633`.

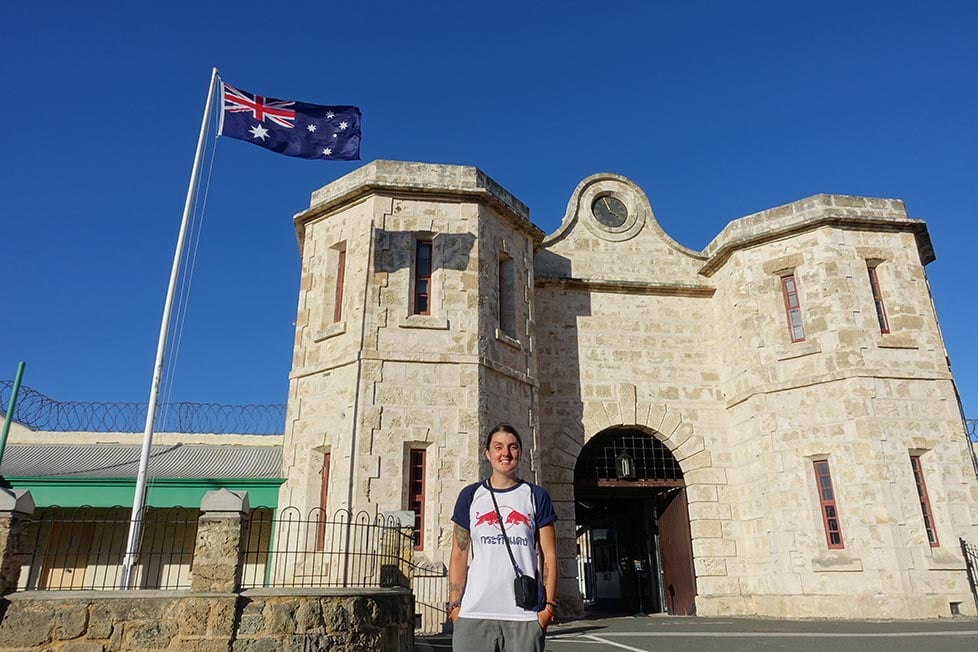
498;256;516;338
910;455;939;546
813;460;844;549
781;273;805;342
316;452;331;552
408;449;426;550
413;241;432;315
867;264;889;334
333;248;346;323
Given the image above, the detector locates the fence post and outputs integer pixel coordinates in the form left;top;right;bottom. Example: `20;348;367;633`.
0;488;34;594
381;511;415;589
191;489;249;593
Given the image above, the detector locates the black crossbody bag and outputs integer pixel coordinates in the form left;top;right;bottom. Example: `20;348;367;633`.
487;481;540;610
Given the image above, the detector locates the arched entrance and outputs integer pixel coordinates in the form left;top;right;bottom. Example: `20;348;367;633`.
574;427;697;615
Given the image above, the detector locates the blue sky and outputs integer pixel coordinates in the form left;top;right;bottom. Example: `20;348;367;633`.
3;2;977;420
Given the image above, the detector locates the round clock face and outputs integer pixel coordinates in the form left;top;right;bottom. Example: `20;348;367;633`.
591;195;628;228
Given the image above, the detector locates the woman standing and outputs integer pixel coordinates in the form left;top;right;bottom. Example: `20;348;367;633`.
448;423;558;651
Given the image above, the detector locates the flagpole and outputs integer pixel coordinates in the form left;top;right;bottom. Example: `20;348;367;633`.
120;67;220;588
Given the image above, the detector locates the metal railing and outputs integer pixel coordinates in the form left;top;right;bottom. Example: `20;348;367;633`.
0;381;285;435
240;507;411;589
18;506;198;591
962;538;978;614
413;561;448;634
967;419;977;444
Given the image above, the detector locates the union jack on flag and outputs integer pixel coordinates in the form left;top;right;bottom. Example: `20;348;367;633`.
218;80;360;160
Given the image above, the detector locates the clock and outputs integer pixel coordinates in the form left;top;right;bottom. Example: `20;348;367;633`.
591;195;628;228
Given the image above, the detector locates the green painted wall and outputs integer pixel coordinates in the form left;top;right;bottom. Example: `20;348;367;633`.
4;476;284;508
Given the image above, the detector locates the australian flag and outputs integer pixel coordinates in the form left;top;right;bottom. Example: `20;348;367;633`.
219;81;360;160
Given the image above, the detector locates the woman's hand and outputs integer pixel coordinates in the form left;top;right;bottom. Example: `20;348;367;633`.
537;606;555;630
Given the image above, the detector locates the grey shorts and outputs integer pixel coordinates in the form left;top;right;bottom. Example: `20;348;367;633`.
452;616;546;652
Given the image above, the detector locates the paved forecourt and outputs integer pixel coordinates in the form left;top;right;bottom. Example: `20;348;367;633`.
417;616;978;652
545;616;978;652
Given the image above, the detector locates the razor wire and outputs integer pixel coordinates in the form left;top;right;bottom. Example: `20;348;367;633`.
1;382;284;435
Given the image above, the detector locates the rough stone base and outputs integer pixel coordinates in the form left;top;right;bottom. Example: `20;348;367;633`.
0;588;413;651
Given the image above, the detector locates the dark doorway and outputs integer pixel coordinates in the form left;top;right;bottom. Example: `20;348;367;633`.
574;428;697;616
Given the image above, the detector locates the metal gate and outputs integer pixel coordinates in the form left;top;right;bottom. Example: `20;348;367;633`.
413;561;448;634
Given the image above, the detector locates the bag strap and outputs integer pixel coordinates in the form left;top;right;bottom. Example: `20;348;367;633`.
487;479;525;579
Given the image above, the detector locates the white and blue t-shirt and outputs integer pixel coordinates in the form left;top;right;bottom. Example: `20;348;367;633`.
452;480;557;621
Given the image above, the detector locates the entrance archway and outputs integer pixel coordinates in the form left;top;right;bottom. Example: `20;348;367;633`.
574;427;697;615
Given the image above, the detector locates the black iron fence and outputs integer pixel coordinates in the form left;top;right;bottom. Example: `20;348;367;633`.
240;507;411;589
0;381;285;435
15;506;415;594
18;506;198;591
967;419;977;443
963;538;978;615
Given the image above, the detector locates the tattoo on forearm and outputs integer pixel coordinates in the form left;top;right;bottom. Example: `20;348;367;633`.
454;525;470;552
449;582;462;596
542;564;550;584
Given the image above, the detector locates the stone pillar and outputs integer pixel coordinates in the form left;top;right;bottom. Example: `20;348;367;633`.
380;511;415;589
0;488;34;594
191;489;249;593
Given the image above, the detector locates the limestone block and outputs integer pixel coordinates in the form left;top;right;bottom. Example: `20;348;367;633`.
55;604;89;640
658;411;682;438
695;576;742;595
681;449;713;472
693;538;737;558
684;467;727;485
671;435;704;462
122;620;179;649
685;485;719;504
694;557;728;577
689;519;723;539
687;501;732;521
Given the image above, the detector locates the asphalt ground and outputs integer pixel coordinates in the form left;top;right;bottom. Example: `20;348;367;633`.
416;615;978;652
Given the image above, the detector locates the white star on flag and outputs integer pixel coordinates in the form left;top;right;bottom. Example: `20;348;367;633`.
307;124;317;132
326;111;335;119
323;147;333;156
339;122;349;130
249;124;270;141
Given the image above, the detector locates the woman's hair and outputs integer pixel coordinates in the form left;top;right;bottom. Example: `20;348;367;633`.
485;422;523;450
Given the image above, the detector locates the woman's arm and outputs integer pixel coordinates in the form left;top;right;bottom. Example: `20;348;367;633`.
447;523;470;623
537;523;558;628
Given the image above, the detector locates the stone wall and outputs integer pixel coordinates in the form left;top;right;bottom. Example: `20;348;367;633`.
0;589;413;652
0;489;417;650
278;161;978;621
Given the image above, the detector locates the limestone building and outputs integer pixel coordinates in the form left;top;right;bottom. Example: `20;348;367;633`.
278;160;978;619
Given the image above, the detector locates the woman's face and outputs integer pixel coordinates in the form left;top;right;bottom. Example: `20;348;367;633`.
485;431;521;475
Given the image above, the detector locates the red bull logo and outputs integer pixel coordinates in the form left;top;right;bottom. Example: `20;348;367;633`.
473;511;500;527
505;510;531;528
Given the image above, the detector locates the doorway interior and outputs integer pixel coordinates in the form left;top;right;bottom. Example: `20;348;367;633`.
574;428;697;616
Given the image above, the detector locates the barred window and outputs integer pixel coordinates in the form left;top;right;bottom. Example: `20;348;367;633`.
781;273;805;342
333;248;346;323
867;264;889;334
498;255;516;338
316;452;331;552
813;460;844;549
910;455;939;547
413;240;433;315
408;449;426;550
